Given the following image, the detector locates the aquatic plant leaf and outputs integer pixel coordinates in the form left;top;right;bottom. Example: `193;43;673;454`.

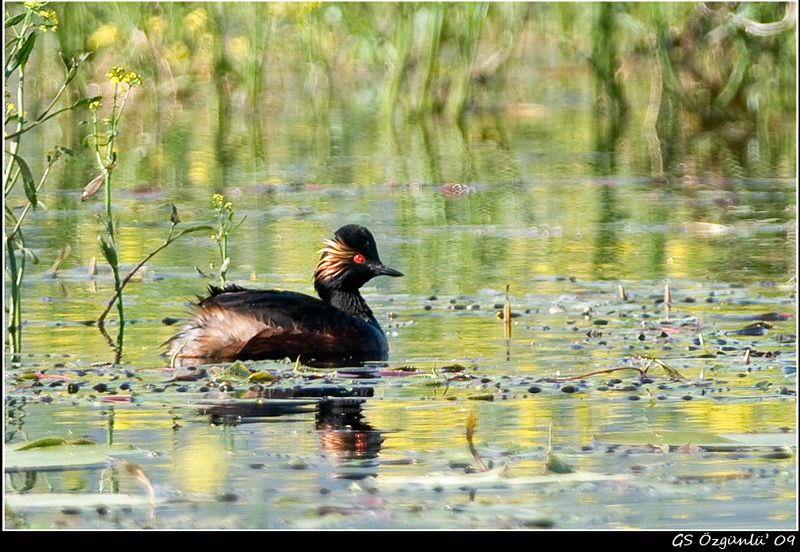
545;451;575;474
376;467;632;491
15;438;67;451
6;32;36;77
80;174;104;202
717;434;797;448
247;371;275;383
97;235;118;267
5;13;26;28
230;214;247;232
5;493;157;509
58;50;72;74
10;154;36;208
5;444;149;473
220;360;251;380
378;367;418;377
467;393;494;401
177;224;214;236
196;398;319;419
593;431;734;447
650;358;686;381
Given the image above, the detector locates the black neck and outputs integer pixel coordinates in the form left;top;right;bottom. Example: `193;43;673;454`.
317;287;377;324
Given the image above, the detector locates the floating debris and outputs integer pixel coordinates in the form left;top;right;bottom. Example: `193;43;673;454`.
465;412;488;472
733;322;773;336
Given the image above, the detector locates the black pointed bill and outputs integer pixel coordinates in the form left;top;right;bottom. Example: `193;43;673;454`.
373;264;403;277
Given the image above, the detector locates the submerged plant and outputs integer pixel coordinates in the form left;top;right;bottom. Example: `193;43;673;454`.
4;3;96;356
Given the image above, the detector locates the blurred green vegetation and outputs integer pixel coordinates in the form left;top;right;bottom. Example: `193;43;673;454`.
6;1;795;193
4;2;796;348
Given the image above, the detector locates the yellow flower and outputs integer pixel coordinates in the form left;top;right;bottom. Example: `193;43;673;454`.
106;66;126;84
184;8;208;34
89;24;119;50
166;42;190;65
88;100;101;111
226;36;250;58
6;103;15;113
212;193;224;208
123;71;143;86
146;15;167;36
224;202;233;210
273;2;321;23
41;9;59;26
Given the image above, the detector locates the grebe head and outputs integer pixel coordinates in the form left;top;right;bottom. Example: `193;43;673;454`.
313;225;402;294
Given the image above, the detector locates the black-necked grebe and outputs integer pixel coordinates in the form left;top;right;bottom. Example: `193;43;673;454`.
166;224;402;367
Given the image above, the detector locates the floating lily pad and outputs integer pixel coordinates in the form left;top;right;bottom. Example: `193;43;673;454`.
717;434;797;448
593;431;735;447
196;398;320;419
247;371;276;383
5;493;155;509
335;367;380;379
594;431;796;450
376;467;632;491
5;444;151;473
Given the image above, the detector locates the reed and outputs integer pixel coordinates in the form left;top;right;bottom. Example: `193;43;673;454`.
4;3;95;356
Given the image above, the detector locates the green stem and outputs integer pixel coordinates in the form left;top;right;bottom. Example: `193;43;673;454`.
32;65;77;121
95;85;125;329
113;262;124;325
4;167;21;196
103;166;114;240
97;224;201;325
3;64;25;191
3;12;32;138
5;236;21;354
220;234;228;286
3;19;30;353
103;87;119;240
4;63;81;140
5;104;76;140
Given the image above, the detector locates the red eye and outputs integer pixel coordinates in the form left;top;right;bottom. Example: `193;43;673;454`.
353;254;365;264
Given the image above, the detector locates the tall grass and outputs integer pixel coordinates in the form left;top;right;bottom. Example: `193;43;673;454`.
40;2;790;178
